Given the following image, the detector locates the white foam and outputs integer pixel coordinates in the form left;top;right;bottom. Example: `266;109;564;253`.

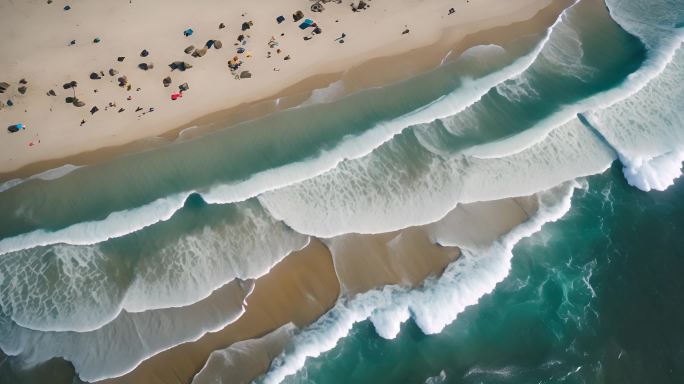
259;182;580;384
0;192;189;256
121;207;309;313
298;80;346;107
619;150;684;192
0;164;83;193
0;204;307;333
1;279;254;382
586;42;684;192
258;118;613;238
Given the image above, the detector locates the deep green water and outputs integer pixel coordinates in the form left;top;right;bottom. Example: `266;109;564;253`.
285;164;684;384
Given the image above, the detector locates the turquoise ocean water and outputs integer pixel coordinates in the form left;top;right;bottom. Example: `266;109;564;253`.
282;164;684;384
1;0;683;382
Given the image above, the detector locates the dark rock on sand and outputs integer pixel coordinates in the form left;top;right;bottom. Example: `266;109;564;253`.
170;61;192;71
192;47;208;58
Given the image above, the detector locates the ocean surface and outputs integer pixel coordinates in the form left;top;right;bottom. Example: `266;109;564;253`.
0;0;683;382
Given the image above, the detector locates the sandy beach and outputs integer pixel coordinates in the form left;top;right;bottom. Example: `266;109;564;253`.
0;0;560;179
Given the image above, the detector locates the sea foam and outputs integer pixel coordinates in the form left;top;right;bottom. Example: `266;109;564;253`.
259;181;580;384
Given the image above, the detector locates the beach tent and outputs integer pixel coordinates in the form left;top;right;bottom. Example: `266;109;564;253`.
184;28;194;37
299;19;314;29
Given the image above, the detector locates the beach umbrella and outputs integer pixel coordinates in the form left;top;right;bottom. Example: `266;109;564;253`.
179;82;189;92
276;15;285;24
184;45;195;54
241;22;251;31
239;70;252;79
18;86;27;94
90;72;102;80
206;40;215;49
184;28;194;37
163;76;172;87
74;100;86;107
140;49;149;57
90;106;99;115
219;22;226;29
214;40;223;49
109;68;118;76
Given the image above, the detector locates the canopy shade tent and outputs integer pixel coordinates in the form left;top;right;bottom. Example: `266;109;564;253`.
299;19;314;29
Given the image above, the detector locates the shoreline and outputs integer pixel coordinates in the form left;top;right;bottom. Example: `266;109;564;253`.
97;191;540;384
0;0;570;182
